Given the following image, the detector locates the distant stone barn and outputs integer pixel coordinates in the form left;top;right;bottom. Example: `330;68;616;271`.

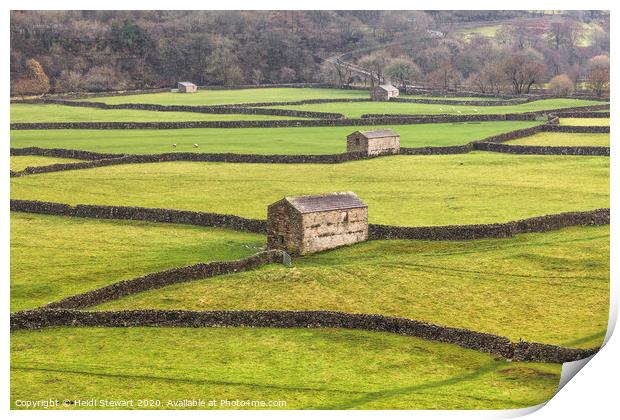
177;81;197;93
372;84;399;101
347;129;400;156
267;192;368;255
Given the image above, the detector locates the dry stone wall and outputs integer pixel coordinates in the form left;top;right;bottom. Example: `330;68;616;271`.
542;125;610;133
10;199;610;241
42;250;284;310
10;199;267;233
9;308;598;363
473;143;610;156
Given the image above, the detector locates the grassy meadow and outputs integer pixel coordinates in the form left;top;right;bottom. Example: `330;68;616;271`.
10;213;263;311
80;87;371;105
10;327;561;410
10;156;83;172
10;121;541;155
10;153;609;226
10;103;307;123
9;85;610;411
559;118;610;126
267;98;606;118
97;226;609;348
79;87;507;106
507;132;610;147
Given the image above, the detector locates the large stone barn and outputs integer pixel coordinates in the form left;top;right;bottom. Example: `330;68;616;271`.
347;129;400;156
177;81;197;93
372;84;399;101
267;192;368;255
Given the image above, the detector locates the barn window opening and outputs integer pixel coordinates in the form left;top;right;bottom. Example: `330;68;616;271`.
355;138;361;146
277;235;285;245
341;212;349;222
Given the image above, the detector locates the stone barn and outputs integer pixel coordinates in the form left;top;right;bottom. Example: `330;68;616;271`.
347;129;400;156
267;192;368;255
371;84;399;101
177;81;197;93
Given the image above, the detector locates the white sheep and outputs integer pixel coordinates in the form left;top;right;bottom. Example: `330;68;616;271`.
193;144;199;148
172;144;177;148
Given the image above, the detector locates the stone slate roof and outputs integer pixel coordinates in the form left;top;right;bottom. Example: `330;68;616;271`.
376;84;398;92
350;129;399;139
178;81;196;87
283;192;367;214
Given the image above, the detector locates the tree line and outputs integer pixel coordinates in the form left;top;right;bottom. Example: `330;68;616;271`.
10;10;609;96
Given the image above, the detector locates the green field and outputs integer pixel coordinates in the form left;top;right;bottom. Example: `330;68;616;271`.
81;87;371;106
98;226;609;348
559;118;610;126
10;121;541;155
10;213;263;311
10;156;82;172
507;132;610;147
268;98;606;118
10;327;561;410
458;24;502;38
10;104;306;122
10;153;609;226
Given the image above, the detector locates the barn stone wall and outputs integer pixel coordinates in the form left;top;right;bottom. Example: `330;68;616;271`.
299;207;368;254
267;201;304;254
366;136;400;156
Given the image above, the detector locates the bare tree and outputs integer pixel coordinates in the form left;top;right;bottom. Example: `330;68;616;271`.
586;55;610;96
501;50;546;94
386;57;420;89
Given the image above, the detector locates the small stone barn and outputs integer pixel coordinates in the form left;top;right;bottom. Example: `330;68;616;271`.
177;81;197;93
347;129;400;156
372;84;399;101
267;192;368;255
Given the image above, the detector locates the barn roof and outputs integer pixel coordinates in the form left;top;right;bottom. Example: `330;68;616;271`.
178;81;196;87
279;192;367;214
349;129;399;139
376;84;398;92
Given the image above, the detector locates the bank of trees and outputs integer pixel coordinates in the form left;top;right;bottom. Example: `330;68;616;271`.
10;10;609;96
345;14;609;95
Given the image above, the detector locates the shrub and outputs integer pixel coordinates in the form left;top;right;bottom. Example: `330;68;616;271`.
548;74;575;96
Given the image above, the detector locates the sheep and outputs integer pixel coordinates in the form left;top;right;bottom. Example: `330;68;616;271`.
193;144;199;148
172;143;177;148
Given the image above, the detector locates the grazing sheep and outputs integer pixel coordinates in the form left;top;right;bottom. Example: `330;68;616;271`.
172;144;177;148
473;109;479;113
193;144;199;148
457;110;462;114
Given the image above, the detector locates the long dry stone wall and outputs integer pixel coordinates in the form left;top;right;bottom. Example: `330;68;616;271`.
10;146;122;160
556;111;610;118
43;250;284;310
10;114;544;130
473;142;610;156
35;98;345;119
10;199;267;233
9;308;597;363
389;97;533;106
361;103;609;120
542;125;610;133
10;199;610;241
368;209;610;240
